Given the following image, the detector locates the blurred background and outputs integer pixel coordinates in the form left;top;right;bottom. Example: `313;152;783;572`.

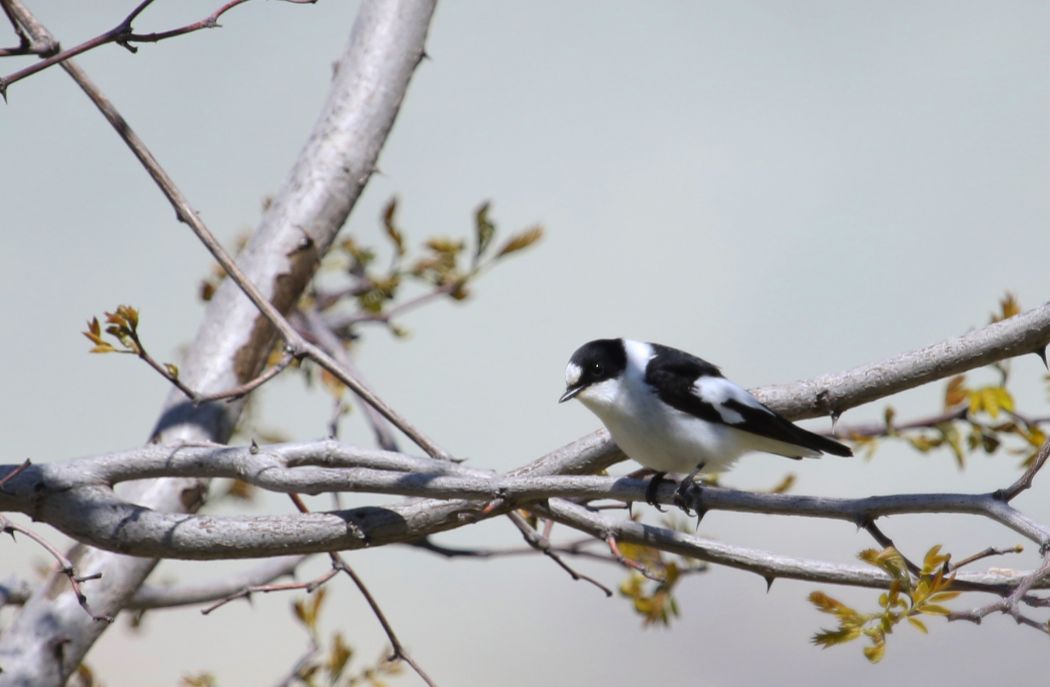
2;2;1049;685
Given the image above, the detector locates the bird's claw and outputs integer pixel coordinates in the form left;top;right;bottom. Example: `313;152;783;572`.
673;480;706;525
645;472;668;512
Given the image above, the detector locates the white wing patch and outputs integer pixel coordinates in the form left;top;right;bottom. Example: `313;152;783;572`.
693;376;770;425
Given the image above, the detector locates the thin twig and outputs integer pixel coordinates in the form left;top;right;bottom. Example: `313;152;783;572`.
192;350;298;404
996;436;1050;502
0;0;314;95
288;494;439;687
604;535;664;582
0;458;30;490
949;544;1025;572
505;511;612;596
44;23;451;462
0;516;111;622
948;552;1050;633
201;566;337;616
330;282;458;330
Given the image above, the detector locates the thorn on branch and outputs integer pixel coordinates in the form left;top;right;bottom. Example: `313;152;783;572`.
0;516;112;622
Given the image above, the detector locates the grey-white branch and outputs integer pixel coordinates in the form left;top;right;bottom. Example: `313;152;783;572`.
2;0;1050;682
3;303;1050;595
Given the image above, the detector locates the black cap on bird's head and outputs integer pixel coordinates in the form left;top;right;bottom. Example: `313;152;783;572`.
559;338;628;403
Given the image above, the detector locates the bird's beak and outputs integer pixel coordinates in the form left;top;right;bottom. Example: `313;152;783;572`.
559;385;584;403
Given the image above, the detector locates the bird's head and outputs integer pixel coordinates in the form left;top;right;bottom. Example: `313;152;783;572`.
559;338;627;407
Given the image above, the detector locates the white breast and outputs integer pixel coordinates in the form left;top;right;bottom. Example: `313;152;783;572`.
576;342;752;474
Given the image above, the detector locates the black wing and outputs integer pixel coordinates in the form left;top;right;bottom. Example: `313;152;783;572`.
644;343;852;457
721;398;853;457
643;344;727;425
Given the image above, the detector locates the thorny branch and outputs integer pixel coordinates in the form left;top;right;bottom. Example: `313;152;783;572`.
0;0;315;96
286;494;438;687
0;2;439;684
0;516;111;622
948;552;1050;633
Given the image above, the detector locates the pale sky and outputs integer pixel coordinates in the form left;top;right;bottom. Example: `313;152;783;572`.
3;2;1050;685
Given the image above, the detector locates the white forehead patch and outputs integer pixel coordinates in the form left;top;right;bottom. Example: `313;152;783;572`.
565;362;582;387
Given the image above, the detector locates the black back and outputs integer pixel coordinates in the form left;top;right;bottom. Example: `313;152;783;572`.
644;344;726;424
644;343;852;457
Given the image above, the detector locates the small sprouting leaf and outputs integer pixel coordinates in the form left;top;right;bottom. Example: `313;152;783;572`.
883;406;896;435
473;201;496;261
811;626;861;647
164;363;179;380
292;587;327;633
944;375;968;409
907;434;940;453
327;631;353;681
928;591;961;603
382;197;406;257
940;424;965;469
907;617;928;634
495;225;543;258
862;642;886;663
992;292;1020;323
83;317;104;344
424;237;465;254
922;545;949;573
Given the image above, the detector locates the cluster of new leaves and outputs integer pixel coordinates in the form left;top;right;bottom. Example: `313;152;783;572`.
617;515;707;627
327;198;542;331
82;305;183;386
849;294;1048;468
809;546;959;662
289;589;403;687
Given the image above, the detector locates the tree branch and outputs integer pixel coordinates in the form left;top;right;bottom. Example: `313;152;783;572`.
0;3;437;684
2;438;1048;559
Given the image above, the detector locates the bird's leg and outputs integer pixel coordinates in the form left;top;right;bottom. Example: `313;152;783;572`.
645;472;668;512
673;463;707;519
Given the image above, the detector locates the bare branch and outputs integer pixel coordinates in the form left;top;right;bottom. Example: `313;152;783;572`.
0;517;111;622
3;439;1049;561
201;563;337;616
287;494;438;687
505;511;613;596
997;436;1050;502
949;552;1050;633
0;0;310;95
752;302;1050;421
0;3;438;684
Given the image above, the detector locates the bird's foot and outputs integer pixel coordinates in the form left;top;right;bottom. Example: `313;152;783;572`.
645;472;668;512
673;473;707;525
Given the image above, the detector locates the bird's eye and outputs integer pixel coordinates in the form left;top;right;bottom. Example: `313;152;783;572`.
591;362;604;376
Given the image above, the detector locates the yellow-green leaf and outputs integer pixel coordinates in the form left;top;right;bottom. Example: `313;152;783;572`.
907;616;928;634
944;375;968;409
863;642;886;663
495;225;543;258
474;201;496;260
382;198;405;257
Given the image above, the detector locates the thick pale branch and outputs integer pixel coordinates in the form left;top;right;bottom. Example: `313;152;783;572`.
3;438;1048;558
532;302;1050;477
0;3;437;684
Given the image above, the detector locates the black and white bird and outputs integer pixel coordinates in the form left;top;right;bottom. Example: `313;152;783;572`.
559;338;851;506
